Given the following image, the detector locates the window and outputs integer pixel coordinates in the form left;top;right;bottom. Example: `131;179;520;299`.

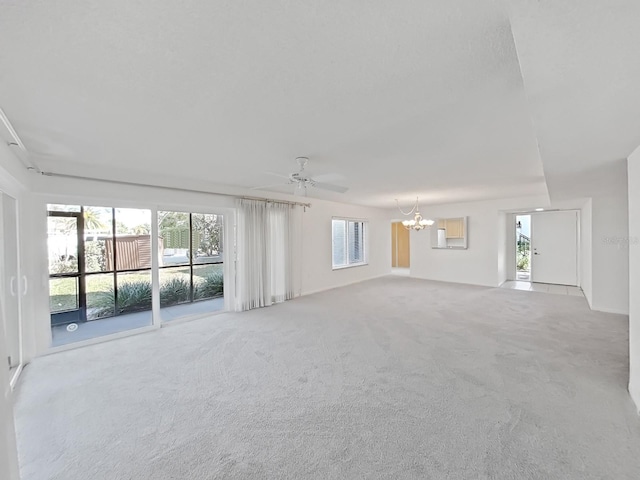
332;218;367;269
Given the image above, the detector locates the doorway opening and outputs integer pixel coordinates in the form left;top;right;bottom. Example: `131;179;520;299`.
516;215;531;281
391;222;410;275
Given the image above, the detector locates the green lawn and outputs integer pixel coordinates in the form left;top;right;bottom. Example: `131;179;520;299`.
49;264;223;313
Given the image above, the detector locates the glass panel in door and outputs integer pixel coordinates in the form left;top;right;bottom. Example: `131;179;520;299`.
158;211;224;322
48;216;79;275
48;206;155;347
48;214;83;328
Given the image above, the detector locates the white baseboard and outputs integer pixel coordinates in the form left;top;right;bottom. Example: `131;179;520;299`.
301;273;390;297
567;289;627;315
408;273;496;289
583;292;593;310
630;383;640;415
590;305;629;315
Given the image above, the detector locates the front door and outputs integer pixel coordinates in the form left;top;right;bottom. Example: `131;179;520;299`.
531;210;578;286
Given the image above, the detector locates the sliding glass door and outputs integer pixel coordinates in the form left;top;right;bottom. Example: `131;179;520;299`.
158;211;224;322
48;204;153;347
47;204;225;347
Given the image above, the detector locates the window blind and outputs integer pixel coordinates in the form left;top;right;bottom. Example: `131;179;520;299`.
332;219;366;268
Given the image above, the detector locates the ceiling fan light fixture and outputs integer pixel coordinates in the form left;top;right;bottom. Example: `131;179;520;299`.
253;157;348;195
294;182;307;196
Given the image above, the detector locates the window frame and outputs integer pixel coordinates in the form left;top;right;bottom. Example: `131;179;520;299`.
331;217;368;270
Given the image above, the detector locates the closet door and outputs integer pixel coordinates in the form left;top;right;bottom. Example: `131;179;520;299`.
0;193;21;374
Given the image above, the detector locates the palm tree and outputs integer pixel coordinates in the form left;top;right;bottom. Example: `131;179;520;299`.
83;207;108;232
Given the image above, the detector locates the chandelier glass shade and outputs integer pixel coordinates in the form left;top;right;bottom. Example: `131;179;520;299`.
397;197;434;231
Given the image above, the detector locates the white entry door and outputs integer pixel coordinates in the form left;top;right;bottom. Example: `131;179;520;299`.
531;210;578;286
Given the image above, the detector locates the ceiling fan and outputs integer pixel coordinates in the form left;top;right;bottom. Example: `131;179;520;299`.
252;157;348;196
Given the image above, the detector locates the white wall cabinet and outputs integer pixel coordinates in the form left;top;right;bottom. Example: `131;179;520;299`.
0;189;22;480
0;193;22;377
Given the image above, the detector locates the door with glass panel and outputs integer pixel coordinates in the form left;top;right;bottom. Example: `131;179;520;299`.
0;192;21;376
158;211;224;322
47;204;153;347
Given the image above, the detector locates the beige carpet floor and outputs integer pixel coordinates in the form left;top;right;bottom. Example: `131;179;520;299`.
14;276;640;479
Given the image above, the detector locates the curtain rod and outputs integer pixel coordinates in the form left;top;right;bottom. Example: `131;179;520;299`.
239;195;311;208
39;171;312;208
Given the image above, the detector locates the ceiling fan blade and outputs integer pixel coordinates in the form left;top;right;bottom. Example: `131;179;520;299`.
313;182;349;193
264;171;292;180
311;173;345;183
250;183;291;190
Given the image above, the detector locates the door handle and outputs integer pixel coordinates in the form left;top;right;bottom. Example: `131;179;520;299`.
534;252;540;255
22;275;28;295
10;277;16;296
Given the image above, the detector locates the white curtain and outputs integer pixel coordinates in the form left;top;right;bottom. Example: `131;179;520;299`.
236;199;301;311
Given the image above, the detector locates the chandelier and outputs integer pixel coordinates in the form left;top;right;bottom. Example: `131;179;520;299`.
396;197;434;231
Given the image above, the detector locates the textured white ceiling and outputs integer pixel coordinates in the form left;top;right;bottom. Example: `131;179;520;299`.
0;1;637;207
507;0;640;199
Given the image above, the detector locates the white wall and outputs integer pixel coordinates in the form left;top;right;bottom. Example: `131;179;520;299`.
497;212;508;286
580;198;593;308
407;198;536;287
505;213;517;281
0;141;32;191
300;201;390;295
589;162;629;314
406;196;602;297
628;146;640;412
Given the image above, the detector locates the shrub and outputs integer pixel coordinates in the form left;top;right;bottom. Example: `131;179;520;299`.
91;280;152;317
85;240;106;272
194;271;224;300
116;281;152;313
516;253;530;271
87;272;223;318
160;277;191;307
49;257;78;274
